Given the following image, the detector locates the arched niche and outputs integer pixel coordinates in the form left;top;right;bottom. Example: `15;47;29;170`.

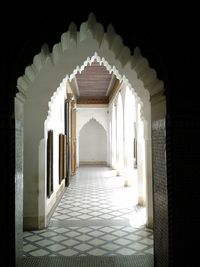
79;118;107;165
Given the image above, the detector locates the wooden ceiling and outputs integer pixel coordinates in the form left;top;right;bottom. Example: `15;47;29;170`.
76;60;112;97
70;60;119;104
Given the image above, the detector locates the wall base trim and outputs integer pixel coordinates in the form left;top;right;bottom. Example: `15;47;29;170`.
23;216;45;230
146;216;153;229
46;183;66;225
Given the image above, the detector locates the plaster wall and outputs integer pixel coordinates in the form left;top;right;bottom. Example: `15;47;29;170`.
23;79;66;228
76;108;108;165
79;119;107;163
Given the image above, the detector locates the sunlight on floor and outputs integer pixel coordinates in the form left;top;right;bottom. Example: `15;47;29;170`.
104;168;146;227
129;208;146;227
23;166;153;258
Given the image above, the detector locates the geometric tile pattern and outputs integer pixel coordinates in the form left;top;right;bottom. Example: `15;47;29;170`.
51;166;145;224
23;225;153;257
23;166;154;257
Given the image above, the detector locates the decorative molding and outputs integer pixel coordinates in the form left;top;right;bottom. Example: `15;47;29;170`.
78;117;107;139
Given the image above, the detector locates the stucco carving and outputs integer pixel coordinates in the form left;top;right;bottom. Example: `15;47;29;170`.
78;117;107;138
16;13;165;130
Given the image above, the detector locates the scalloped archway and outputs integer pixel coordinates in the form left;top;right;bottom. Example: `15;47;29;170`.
79;118;107;165
77;113;108;138
16;13;165;124
77;116;108;166
15;12;166;235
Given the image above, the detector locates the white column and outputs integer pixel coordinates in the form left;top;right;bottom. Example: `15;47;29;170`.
38;138;47;228
107;119;111;166
137;113;146;206
123;89;135;186
116;94;124;175
111;104;117;169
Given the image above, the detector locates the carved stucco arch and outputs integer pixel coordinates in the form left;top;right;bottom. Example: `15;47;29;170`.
14;13;167;234
78;117;107;139
16;13;165;136
77;117;108;167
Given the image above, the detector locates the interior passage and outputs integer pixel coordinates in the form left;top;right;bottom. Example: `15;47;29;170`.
23;166;153;257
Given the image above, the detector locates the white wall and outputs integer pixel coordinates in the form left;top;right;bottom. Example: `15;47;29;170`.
76;108;108;165
24;80;66;229
79;119;107;163
44;86;66;216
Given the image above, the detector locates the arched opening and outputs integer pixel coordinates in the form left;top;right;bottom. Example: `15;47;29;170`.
79;119;107;165
15;13;167;265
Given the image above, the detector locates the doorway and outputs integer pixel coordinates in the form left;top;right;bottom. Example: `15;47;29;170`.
15;14;167;266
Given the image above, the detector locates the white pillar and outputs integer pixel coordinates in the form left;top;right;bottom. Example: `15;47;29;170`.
111;104;117;169
38;138;47;228
107;119;111;167
137;115;146;206
116;94;124;175
123;88;136;187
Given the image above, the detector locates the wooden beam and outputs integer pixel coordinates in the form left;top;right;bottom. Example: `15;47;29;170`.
77;97;109;105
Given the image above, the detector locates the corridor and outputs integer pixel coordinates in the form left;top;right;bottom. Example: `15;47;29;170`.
23;166;153;259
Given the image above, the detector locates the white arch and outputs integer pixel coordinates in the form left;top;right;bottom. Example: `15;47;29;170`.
77;117;108;167
77;113;108;139
79;118;107;165
17;13;165;127
15;13;165;229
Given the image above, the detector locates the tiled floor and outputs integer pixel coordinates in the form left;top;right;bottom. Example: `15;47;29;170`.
23;165;153;257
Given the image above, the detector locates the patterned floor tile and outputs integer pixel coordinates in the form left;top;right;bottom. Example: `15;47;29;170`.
23;166;154;257
61;239;80;246
50;235;67;242
36;239;54;246
88;248;107;256
29;249;49;256
88;238;106;246
116;248;136;255
46;244;66;252
101;243;121;251
25;235;43;242
23;244;38;252
59;248;78;256
128;242;147;251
